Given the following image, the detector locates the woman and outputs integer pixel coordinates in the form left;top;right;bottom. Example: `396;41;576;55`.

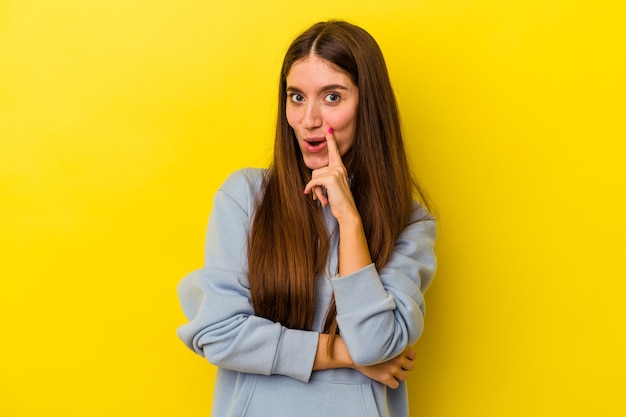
177;20;437;417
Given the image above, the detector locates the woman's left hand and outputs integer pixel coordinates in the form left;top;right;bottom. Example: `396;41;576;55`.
303;128;358;223
354;347;417;389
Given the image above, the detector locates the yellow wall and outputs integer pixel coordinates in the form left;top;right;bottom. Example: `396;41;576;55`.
1;1;624;416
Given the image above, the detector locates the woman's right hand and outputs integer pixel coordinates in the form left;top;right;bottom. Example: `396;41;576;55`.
354;347;416;389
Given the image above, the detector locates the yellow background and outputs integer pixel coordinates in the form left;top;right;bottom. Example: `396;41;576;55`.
1;0;624;416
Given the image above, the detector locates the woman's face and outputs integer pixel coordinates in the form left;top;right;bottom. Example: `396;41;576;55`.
285;54;359;170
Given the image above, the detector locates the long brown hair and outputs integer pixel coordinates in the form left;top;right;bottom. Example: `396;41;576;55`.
248;21;431;335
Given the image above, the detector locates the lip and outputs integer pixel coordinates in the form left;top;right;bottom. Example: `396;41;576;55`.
303;137;327;153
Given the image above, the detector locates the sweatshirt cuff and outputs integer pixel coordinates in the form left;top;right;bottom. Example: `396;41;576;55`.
271;328;319;382
330;263;394;316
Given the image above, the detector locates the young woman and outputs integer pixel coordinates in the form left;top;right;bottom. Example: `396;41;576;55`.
177;20;437;417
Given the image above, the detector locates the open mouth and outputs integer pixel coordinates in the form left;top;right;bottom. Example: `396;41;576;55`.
304;139;327;153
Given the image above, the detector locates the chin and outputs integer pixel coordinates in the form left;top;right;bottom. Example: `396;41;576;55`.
303;155;328;170
302;153;328;170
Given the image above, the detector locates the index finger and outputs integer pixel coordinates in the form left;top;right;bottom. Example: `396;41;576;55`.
325;127;343;167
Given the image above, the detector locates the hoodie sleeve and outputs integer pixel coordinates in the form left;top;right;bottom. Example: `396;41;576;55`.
176;169;319;382
330;206;437;366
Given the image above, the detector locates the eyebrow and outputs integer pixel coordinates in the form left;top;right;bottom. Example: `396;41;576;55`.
286;84;351;93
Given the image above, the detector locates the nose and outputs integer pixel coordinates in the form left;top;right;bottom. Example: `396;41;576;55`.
302;102;322;130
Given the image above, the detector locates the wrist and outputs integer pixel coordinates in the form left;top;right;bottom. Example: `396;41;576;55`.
337;211;362;230
313;334;354;370
337;215;372;277
334;336;355;369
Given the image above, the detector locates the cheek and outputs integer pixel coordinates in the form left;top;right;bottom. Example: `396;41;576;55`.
332;99;357;125
285;111;295;129
340;132;356;155
326;111;352;131
329;109;357;137
285;106;300;129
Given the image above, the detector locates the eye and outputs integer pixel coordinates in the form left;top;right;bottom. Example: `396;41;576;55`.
289;93;305;103
324;92;340;103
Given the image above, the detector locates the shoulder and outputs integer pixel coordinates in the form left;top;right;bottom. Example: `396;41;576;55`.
410;201;435;223
220;168;266;193
406;201;437;240
216;168;267;212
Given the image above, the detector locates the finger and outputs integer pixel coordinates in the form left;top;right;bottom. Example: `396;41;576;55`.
314;186;328;207
303;182;320;197
405;348;417;361
325;127;343;167
396;370;408;382
401;360;415;372
304;183;327;206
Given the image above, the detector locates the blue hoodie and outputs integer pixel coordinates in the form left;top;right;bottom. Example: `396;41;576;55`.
177;168;437;417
